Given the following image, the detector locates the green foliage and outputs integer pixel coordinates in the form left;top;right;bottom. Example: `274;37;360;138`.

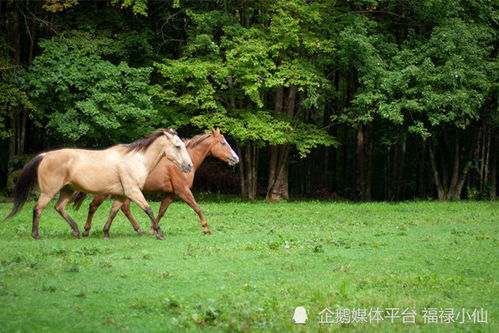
0;36;33;140
42;0;79;13
0;66;32;140
155;58;228;114
191;110;291;145
112;0;149;16
154;1;336;155
24;31;158;144
350;17;496;138
0;78;32;140
291;123;339;158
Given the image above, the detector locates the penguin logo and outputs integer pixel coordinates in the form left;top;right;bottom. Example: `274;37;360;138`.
292;306;308;324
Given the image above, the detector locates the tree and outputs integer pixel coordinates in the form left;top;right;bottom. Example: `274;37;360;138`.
353;18;496;200
24;31;158;146
154;2;335;200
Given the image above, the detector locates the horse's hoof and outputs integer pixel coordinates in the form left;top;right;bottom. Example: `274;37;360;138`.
103;235;110;240
136;229;144;235
203;230;212;235
82;231;89;237
32;234;41;240
156;233;164;240
72;232;81;239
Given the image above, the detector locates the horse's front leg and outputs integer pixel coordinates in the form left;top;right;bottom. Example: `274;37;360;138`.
83;195;106;237
177;187;211;234
102;198;125;239
126;189;164;240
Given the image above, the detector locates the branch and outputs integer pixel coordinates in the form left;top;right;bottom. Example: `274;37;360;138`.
23;4;59;35
0;65;22;71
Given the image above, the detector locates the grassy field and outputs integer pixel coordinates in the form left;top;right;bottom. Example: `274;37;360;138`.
0;200;497;332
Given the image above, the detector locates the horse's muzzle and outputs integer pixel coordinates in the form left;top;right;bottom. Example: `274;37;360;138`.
228;156;240;166
181;163;193;173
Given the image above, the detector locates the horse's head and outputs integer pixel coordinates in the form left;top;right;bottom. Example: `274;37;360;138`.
161;129;193;173
209;128;240;166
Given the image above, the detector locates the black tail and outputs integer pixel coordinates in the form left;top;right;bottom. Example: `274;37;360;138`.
4;154;44;220
71;192;87;211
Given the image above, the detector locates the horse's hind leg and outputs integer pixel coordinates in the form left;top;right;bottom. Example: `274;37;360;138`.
103;198;125;239
32;193;53;240
120;199;143;234
83;195;106;237
149;194;174;235
54;189;81;238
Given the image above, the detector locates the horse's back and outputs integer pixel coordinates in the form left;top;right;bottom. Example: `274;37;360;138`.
39;148;124;195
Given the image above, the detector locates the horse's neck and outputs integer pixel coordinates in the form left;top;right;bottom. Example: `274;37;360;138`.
188;139;213;172
142;138;165;173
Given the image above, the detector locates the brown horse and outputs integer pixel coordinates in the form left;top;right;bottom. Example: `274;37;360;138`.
5;129;193;240
77;128;239;236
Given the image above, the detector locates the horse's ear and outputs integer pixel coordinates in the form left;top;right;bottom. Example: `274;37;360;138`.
215;127;220;135
163;129;176;140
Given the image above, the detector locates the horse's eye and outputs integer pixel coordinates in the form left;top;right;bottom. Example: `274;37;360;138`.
221;142;226;146
176;145;181;150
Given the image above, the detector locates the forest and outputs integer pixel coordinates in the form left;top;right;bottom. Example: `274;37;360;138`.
0;0;497;202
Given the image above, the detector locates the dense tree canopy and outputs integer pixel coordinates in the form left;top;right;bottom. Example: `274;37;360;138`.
0;0;497;201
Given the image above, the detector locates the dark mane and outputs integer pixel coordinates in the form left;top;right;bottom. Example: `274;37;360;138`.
185;133;211;149
125;128;177;153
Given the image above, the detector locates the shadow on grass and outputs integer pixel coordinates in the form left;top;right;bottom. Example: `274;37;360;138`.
10;231;155;241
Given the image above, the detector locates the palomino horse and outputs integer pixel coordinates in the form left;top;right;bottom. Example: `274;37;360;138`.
75;128;239;235
5;129;193;240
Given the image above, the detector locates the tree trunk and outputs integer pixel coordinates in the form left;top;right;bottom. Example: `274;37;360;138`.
429;128;480;201
266;144;290;201
14;0;22;66
0;1;6;31
340;126;348;194
384;145;390;200
17;108;27;155
8;115;17;160
355;124;372;201
388;133;406;201
28;12;36;67
266;85;297;201
238;142;258;200
447;136;462;200
365;123;374;200
440;132;450;191
490;133;498;200
321;110;332;190
428;139;447;200
7;0;22;162
479;127;491;195
417;140;426;198
355;125;365;200
397;133;407;200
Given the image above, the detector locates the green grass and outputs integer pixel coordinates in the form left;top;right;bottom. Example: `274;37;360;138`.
0;200;497;332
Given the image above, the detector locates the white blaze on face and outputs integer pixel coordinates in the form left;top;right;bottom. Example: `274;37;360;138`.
292;306;308;324
224;138;239;165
